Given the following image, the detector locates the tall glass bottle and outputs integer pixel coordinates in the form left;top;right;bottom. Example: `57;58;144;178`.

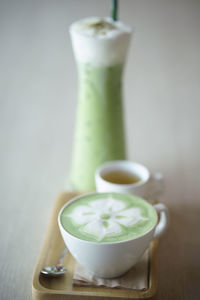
68;17;132;191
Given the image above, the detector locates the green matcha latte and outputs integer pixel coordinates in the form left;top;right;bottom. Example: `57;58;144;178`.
60;193;157;243
68;17;132;191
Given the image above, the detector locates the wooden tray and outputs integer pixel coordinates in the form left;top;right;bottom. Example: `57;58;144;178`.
32;192;158;300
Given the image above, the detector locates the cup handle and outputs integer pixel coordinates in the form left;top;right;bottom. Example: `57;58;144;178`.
147;172;164;202
153;203;169;239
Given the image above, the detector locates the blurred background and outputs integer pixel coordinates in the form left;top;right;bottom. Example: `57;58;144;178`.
0;0;200;299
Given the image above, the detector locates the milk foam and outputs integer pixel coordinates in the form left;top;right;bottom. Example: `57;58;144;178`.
65;196;148;241
69;17;132;66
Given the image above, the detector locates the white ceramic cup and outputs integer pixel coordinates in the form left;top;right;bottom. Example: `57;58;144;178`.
58;193;169;278
95;160;164;201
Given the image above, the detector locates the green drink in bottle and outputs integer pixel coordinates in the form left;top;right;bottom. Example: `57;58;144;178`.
69;17;132;191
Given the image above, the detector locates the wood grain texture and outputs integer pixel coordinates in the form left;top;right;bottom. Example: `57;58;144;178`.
0;0;200;299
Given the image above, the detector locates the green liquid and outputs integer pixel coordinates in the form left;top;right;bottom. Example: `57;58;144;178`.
61;193;157;243
69;63;126;191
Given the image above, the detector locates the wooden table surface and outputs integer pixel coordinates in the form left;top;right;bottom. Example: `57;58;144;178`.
0;0;200;299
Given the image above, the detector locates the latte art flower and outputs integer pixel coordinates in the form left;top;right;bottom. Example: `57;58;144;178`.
65;197;148;241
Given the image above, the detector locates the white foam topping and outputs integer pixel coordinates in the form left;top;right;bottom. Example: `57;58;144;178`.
65;196;147;241
69;17;132;66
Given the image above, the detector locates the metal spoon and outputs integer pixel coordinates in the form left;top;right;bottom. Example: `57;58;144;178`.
40;247;68;277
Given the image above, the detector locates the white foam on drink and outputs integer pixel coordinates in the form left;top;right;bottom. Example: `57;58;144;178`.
69;17;132;66
67;196;148;241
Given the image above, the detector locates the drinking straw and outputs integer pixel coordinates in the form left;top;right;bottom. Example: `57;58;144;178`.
111;0;118;21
